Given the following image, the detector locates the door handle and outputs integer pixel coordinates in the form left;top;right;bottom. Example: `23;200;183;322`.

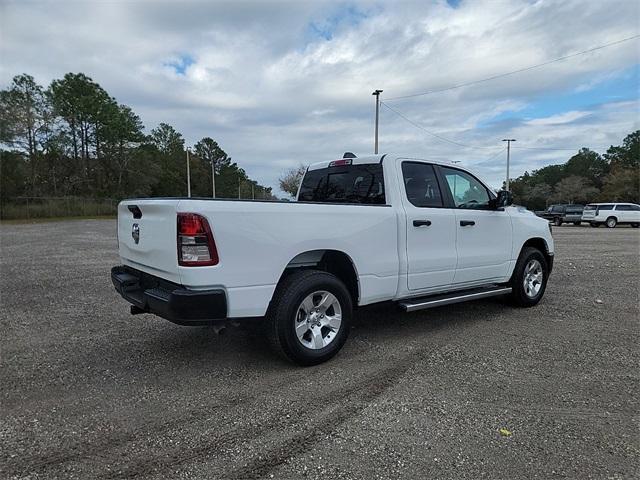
460;220;475;226
413;220;432;227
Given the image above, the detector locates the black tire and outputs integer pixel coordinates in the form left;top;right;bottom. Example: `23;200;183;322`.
573;222;581;226
631;223;639;228
266;269;352;366
590;222;600;228
508;247;548;307
553;217;562;226
605;216;617;228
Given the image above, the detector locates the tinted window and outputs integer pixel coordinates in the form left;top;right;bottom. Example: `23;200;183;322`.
401;162;443;207
615;205;631;211
440;166;491;209
298;164;385;204
599;205;614;211
631;205;640;211
551;205;564;213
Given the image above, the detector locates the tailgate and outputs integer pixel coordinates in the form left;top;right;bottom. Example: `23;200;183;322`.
117;199;181;283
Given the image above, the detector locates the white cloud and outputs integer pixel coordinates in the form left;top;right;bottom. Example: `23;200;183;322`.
526;111;592;126
1;0;638;194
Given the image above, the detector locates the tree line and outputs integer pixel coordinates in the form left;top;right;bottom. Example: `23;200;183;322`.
508;130;639;210
0;73;274;207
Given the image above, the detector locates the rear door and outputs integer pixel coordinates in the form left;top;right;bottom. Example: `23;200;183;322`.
117;199;182;283
437;165;513;286
614;204;640;222
400;161;457;291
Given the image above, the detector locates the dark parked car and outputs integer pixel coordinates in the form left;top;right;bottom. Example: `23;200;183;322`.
536;204;584;226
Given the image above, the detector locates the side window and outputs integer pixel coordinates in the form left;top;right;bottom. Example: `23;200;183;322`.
401;162;443;208
440;166;491;209
631;205;640;211
599;205;613;211
615;205;630;211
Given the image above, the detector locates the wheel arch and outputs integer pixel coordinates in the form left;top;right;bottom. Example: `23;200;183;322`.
277;249;360;305
519;237;553;272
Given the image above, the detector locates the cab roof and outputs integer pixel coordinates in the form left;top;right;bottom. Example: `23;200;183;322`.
306;153;463;171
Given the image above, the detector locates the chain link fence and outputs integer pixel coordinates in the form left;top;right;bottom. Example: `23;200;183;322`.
0;197;118;220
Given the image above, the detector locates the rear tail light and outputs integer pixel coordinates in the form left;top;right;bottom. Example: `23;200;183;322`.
177;213;219;266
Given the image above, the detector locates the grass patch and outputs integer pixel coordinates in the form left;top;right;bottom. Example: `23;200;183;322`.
1;198;118;220
1;215;116;225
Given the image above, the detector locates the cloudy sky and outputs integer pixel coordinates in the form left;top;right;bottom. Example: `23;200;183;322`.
1;0;638;194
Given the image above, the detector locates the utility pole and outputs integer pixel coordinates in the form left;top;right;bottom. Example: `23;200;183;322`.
372;89;383;154
186;148;192;198
211;159;216;198
501;139;516;190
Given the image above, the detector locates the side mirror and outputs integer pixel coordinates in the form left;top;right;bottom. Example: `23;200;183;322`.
494;190;513;209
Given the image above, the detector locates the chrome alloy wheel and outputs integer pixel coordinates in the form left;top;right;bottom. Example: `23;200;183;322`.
523;259;543;298
294;291;342;349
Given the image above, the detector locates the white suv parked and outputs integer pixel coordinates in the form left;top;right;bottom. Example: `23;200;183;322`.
582;203;640;228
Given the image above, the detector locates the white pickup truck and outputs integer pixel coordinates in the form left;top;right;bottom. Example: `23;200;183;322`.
112;153;554;365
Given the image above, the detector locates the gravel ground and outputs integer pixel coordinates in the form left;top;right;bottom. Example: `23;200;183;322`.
1;220;639;479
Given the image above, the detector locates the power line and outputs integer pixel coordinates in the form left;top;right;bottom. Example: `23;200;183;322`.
479;147;507;163
512;145;611;151
385;34;640;101
380;100;495;149
381;100;613;152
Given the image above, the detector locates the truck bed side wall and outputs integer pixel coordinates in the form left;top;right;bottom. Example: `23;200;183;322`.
174;199;400;317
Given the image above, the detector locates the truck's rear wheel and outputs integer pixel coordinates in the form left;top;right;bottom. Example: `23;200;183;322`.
606;217;617;228
266;270;352;366
508;247;548;307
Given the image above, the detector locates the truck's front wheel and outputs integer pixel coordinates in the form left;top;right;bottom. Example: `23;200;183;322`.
266;270;352;366
508;247;548;307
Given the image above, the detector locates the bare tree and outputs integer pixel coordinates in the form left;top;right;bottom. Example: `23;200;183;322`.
278;164;307;198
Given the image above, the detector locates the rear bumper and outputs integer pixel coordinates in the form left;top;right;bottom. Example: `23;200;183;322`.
111;266;227;325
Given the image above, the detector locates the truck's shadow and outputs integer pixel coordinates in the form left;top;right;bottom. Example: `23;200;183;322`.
115;297;510;368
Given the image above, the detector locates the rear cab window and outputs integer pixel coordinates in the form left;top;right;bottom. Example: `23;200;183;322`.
298;162;385;204
401;162;443;207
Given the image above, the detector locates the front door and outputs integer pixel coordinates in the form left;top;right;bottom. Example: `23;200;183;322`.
438;166;513;286
401;161;458;291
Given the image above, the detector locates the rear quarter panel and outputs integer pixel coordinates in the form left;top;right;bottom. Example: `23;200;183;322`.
176;199;400;317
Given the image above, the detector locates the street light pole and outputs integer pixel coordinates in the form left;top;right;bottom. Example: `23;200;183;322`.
501;139;516;190
372;89;383;154
186;148;192;198
211;158;216;199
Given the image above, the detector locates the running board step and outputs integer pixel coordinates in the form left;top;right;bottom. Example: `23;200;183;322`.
399;286;512;312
